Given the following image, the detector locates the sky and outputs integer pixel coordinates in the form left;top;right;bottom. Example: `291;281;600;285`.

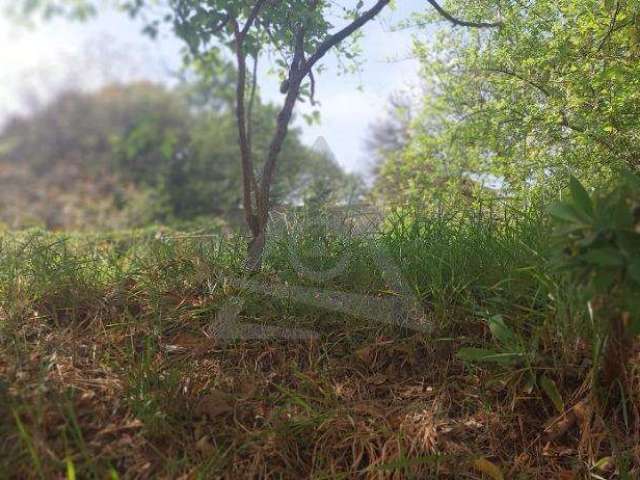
0;1;430;174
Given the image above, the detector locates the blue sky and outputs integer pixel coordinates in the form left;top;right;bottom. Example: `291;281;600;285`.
0;1;431;173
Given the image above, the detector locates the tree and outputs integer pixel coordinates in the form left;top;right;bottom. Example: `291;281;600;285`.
142;0;505;268
13;0;502;267
380;0;640;203
365;93;414;204
0;79;352;228
150;0;397;269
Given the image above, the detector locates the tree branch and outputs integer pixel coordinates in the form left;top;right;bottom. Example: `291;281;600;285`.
233;21;259;234
260;1;394;223
247;52;260;195
211;12;231;35
256;24;307;219
293;25;306;73
484;67;551;97
597;0;621;51
427;0;502;28
304;0;391;74
239;0;267;41
308;67;318;106
483;68;618;153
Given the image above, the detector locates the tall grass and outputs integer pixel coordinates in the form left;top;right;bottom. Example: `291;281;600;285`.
0;202;592;355
0;200;623;478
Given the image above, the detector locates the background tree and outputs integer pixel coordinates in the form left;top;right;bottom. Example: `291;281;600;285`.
365;92;415;205
0;78;351;228
375;0;640;205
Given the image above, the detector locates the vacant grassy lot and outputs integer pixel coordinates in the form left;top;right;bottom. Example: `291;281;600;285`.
1;208;638;479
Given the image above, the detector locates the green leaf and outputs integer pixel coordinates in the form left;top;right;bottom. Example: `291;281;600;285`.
457;348;523;365
549;202;589;226
591;270;617;292
582;248;625;267
593;456;615;473
66;458;76;480
616;231;640;255
522;373;536;394
487;315;517;348
621;170;640;190
539;375;564;414
610;197;633;228
569;176;594;218
576;232;600;248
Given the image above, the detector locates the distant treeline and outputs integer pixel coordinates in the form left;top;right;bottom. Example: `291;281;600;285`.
0;80;360;230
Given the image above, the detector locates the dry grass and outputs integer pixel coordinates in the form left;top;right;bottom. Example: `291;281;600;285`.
2;296;639;479
0;222;638;479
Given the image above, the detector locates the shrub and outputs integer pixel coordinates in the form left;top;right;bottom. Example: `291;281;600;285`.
550;173;640;391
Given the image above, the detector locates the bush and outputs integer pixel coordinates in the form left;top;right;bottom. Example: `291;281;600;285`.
550;173;640;391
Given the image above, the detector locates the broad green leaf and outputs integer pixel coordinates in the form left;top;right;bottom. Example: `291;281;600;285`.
457;348;523;365
539;375;564;414
522;373;536;394
552;224;590;238
610;197;633;228
66;458;76;480
569;176;593;218
576;232;599;248
582;248;625;267
487;315;517;348
621;170;640;190
549;202;589;226
616;231;640;255
591;270;617;292
593;456;615;473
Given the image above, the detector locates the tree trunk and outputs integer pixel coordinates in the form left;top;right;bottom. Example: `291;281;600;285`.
233;29;259;240
245;227;266;272
243;76;302;271
231;0;400;271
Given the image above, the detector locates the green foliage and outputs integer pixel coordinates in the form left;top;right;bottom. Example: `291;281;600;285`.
374;0;640;202
0;80;354;228
1;199;635;477
130;0;374;81
457;315;533;366
539;374;564;414
5;0;99;21
550;173;640;330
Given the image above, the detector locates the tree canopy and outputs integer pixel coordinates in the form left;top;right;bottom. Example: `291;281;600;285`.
0;77;354;228
374;0;640;207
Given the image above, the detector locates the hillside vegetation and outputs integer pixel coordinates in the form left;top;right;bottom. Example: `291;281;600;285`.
2;191;640;478
0;81;357;230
